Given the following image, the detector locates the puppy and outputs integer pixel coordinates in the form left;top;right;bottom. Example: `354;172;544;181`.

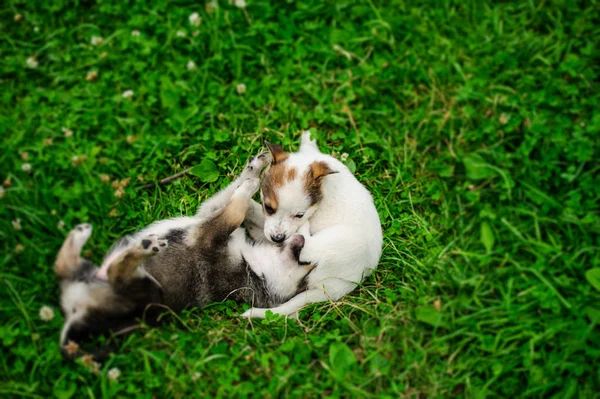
241;132;383;318
55;154;313;359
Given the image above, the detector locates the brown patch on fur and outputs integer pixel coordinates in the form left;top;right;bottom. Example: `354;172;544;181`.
188;191;252;247
261;178;279;213
303;161;338;205
55;232;82;278
266;142;289;164
261;163;299;213
287;167;297;181
107;249;147;284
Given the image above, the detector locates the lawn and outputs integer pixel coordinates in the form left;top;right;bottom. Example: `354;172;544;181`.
1;0;599;397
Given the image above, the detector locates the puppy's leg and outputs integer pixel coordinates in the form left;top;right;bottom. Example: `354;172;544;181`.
107;235;168;284
190;178;260;246
196;153;271;219
55;223;92;278
243;199;266;241
299;130;320;153
241;288;329;319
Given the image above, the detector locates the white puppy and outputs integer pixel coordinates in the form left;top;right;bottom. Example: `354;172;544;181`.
241;131;383;318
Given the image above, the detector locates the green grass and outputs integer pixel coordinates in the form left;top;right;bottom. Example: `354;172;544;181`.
1;0;599;397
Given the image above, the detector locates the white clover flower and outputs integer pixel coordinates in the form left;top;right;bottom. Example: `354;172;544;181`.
71;155;87;166
235;0;246;8
91;36;104;46
91;361;101;375
192;30;200;37
189;12;201;27
62;127;73;137
131;30;141;37
107;368;121;381
57;220;65;229
0;186;5;199
39;305;55;321
122;90;134;99
80;354;93;366
236;83;246;95
21;163;32;172
192;372;202;381
340;153;349;162
86;70;98;81
20;152;29;160
12;219;22;230
14;14;23;22
15;244;25;253
176;30;186;38
206;1;218;13
187;60;197;71
26;56;38;69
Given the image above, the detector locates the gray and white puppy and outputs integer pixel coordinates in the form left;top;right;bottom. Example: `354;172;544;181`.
54;153;313;359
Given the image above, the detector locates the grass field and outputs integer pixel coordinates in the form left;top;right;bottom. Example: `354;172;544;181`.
2;0;599;397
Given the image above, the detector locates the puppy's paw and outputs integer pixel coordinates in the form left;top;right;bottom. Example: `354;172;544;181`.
242;152;271;178
140;235;168;255
72;223;92;247
234;178;260;199
240;307;268;319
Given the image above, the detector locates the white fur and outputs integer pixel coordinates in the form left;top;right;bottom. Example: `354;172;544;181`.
242;131;383;318
228;229;310;301
59;282;106;344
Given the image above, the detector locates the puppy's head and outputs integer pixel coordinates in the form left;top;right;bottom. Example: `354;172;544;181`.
55;225;163;361
260;143;337;243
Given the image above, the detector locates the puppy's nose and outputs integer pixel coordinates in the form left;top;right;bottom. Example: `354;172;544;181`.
271;233;285;243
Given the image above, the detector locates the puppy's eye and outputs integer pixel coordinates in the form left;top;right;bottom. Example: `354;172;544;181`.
295;213;305;219
264;204;275;215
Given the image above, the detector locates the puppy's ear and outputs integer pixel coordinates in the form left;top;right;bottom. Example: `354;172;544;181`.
265;142;289;165
309;161;338;182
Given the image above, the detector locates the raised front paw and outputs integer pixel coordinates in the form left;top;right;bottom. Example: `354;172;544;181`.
140;234;168;254
234;178;260;199
71;223;92;247
242;152;272;178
